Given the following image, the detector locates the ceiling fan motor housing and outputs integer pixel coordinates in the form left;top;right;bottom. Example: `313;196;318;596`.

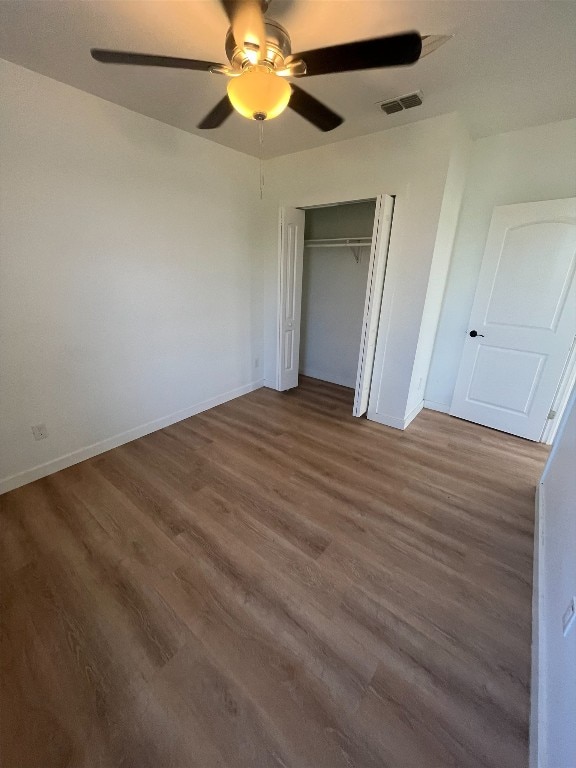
225;19;292;71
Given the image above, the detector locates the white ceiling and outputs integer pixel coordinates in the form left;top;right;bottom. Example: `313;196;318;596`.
1;0;575;158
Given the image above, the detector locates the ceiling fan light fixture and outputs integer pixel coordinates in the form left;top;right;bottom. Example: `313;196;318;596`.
226;65;291;121
242;43;260;66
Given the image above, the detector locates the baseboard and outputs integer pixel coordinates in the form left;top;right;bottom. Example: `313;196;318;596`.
424;399;450;414
368;401;424;430
0;379;265;495
530;482;545;768
404;401;424;428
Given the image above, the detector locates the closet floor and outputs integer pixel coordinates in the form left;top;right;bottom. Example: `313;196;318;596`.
0;376;548;768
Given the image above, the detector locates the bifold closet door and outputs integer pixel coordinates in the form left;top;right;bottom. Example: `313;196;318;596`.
353;194;394;417
277;206;305;390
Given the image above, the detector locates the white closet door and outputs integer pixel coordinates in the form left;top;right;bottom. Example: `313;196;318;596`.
277;207;305;391
353;195;394;417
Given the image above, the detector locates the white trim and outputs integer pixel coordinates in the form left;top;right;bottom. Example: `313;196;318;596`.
0;379;265;495
424;399;450;414
275;207;284;390
369;401;423;430
540;335;576;444
530;482;545;768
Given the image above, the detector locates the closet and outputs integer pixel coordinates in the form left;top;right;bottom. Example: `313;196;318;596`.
299;200;377;389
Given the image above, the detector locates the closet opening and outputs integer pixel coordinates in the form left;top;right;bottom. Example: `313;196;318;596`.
276;194;395;418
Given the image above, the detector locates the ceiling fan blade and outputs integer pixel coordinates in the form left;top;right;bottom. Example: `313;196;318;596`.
293;32;422;77
289;84;343;132
220;0;266;58
197;96;234;129
420;34;453;58
91;49;221;71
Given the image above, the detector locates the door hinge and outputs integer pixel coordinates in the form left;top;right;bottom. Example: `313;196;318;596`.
547;409;557;420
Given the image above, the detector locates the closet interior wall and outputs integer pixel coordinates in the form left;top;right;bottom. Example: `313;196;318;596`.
300;201;376;388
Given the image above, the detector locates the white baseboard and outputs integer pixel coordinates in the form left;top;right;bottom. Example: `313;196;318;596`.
404;401;424;428
530;482;545;768
368;412;405;429
368;401;424;430
424;399;450;414
0;379;265;495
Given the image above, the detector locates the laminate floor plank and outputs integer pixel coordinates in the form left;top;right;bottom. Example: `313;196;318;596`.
0;377;548;768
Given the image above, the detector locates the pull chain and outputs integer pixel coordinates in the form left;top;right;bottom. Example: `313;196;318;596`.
259;120;264;200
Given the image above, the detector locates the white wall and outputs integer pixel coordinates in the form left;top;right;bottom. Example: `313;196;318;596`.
406;120;471;414
261;112;469;429
532;386;576;768
0;64;470;492
426;118;576;412
303;200;376;241
300;247;370;388
0;59;263;493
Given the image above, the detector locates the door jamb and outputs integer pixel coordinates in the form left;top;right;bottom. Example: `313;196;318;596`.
275;194;390;409
275;206;285;390
540;335;576;444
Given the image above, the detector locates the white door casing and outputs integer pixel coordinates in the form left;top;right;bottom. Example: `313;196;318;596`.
353;195;395;417
276;206;305;391
450;198;576;441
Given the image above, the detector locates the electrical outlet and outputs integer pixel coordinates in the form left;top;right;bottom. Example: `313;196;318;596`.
254;357;260;369
31;423;48;441
562;597;576;637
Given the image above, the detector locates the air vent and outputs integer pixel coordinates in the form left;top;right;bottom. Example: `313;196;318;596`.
399;92;423;109
381;100;403;115
380;90;423;115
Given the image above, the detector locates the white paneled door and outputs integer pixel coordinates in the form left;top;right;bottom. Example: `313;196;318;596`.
353;194;394;417
277;207;305;390
450;198;576;441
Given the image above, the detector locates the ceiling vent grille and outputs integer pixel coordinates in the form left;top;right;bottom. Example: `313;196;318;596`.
380;91;423;115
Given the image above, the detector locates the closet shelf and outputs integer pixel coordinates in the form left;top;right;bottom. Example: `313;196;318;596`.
304;236;372;263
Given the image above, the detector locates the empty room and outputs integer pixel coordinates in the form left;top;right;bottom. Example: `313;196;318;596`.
1;1;575;766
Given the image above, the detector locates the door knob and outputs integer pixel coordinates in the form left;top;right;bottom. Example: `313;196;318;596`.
469;330;485;338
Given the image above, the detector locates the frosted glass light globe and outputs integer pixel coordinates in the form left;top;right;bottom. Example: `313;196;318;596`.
227;65;291;121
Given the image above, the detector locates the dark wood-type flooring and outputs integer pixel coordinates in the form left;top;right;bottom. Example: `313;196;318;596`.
0;377;549;768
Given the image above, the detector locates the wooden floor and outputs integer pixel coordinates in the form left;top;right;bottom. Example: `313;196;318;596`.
0;377;549;768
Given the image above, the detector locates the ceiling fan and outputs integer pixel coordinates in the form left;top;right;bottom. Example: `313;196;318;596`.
91;0;449;132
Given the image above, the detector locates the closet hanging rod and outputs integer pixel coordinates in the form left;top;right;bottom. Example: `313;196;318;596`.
304;237;372;248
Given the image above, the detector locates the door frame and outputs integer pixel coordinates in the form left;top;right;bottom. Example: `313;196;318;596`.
540;336;576;443
275;193;393;413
